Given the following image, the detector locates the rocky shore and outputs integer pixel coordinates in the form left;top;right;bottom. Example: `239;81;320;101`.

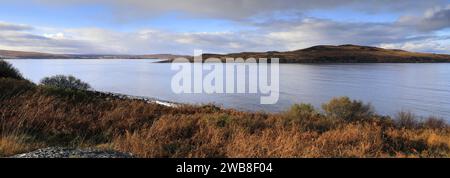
11;147;134;158
5;92;177;158
91;90;178;108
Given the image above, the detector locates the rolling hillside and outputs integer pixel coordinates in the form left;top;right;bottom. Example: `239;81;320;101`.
2;45;450;63
0;50;188;60
198;44;450;63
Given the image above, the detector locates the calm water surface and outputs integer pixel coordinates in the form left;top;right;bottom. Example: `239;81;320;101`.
7;59;450;121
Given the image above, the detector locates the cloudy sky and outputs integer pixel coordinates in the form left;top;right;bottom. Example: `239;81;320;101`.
0;0;449;54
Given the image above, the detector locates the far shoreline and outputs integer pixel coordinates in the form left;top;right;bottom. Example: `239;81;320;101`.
2;44;450;63
5;58;450;64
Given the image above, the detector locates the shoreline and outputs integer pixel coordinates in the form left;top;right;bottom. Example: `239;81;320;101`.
89;90;179;108
93;90;450;123
5;58;450;64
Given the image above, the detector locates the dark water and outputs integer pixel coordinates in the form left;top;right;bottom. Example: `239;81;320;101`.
7;59;450;120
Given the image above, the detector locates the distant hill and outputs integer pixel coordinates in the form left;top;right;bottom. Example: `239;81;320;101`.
0;49;69;59
0;49;188;60
164;44;450;63
137;54;191;60
2;45;450;62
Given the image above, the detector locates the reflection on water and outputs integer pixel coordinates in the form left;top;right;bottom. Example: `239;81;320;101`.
6;59;450;121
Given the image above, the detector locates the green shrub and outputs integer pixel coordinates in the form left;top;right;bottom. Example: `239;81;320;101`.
40;75;91;90
322;97;374;122
0;60;24;80
39;86;92;102
215;115;232;128
285;104;317;120
0;78;35;99
284;103;335;132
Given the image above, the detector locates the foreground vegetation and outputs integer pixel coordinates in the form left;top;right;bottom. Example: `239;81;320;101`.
0;60;449;157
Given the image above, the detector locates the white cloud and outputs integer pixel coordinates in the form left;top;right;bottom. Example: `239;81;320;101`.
0;4;449;54
43;32;65;39
34;0;448;21
0;21;33;31
398;5;450;32
379;37;450;53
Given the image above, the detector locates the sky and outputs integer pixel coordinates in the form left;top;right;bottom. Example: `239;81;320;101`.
0;0;449;55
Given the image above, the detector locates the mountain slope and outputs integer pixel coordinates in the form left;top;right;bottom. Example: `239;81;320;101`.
0;49;69;59
0;50;188;59
199;44;450;63
2;45;450;62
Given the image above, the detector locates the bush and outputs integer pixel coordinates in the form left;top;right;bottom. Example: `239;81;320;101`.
40;75;91;90
421;117;447;129
286;104;317;120
284;103;335;132
322;97;374;122
395;111;419;129
0;78;35;99
0;60;24;80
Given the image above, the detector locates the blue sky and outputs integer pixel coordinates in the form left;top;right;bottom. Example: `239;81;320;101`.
0;0;449;54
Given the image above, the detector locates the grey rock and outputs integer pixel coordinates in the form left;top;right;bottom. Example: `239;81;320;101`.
11;147;134;158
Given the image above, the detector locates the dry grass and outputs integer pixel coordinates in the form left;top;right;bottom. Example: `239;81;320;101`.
0;77;449;157
0;133;44;157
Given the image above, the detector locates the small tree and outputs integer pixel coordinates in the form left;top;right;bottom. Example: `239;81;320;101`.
0;60;24;80
285;103;318;120
322;97;374;122
394;111;418;129
40;75;91;90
